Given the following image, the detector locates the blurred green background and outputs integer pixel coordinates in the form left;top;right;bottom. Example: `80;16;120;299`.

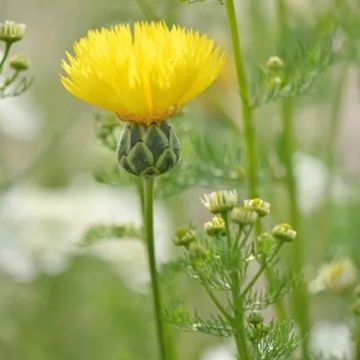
0;0;360;359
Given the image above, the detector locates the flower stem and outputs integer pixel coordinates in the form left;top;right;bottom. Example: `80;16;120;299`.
276;0;310;355
223;214;250;360
0;42;11;70
143;177;167;360
225;0;287;321
224;0;258;199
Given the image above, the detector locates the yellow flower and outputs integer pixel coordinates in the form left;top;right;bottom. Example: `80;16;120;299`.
61;21;225;124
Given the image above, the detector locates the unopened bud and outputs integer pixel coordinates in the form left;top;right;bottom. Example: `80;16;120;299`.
9;54;29;71
272;223;297;242
0;21;26;43
267;56;284;70
247;311;264;326
188;242;207;260
204;216;225;236
231;206;258;225
244;198;270;217
173;228;196;247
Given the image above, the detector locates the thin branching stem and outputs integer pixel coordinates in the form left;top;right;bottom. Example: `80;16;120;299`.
241;241;283;297
0;42;11;70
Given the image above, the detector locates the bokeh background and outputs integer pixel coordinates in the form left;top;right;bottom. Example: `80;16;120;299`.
1;0;360;359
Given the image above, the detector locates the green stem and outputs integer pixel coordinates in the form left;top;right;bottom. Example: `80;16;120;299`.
225;0;287;321
224;0;258;198
223;214;250;360
0;42;11;70
276;0;310;354
143;178;167;360
241;241;283;297
317;65;348;261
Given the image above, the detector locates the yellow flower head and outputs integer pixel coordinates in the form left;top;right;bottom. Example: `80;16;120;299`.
61;21;225;124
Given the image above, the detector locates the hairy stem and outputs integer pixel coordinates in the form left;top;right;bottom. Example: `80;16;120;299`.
143;178;168;360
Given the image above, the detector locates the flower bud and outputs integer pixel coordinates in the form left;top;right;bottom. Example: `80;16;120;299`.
204;216;225;236
244;198;270;217
247;311;264;326
272;223;297;242
231;206;258;225
188;242;207;260
266;56;284;70
173;228;196;247
0;21;26;43
117;121;180;178
202;190;238;214
9;54;29;71
271;76;283;87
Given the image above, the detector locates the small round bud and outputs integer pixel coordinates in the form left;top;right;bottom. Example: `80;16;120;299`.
272;223;297;242
231;206;258;225
9;54;29;71
247;311;264;326
188;242;207;260
244;198;270;217
204;216;225;236
0;21;26;43
202;190;238;214
266;56;284;70
173;228;196;247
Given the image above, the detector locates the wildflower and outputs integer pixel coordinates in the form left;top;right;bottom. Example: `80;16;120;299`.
173;227;196;247
9;54;29;71
61;22;225;177
231;206;258;225
61;22;225;124
202;190;238;214
0;21;26;43
244;198;270;217
204;216;225;235
272;223;297;242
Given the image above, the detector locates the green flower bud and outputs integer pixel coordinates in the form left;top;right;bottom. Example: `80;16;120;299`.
173;228;196;247
0;21;26;43
266;56;284;70
202;190;238;214
188;242;207;260
117;121;180;178
9;53;29;71
231;206;258;225
272;223;297;242
247;311;264;326
204;216;225;236
244;198;270;217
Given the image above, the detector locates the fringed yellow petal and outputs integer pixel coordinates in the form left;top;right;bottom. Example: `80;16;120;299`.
61;21;225;124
